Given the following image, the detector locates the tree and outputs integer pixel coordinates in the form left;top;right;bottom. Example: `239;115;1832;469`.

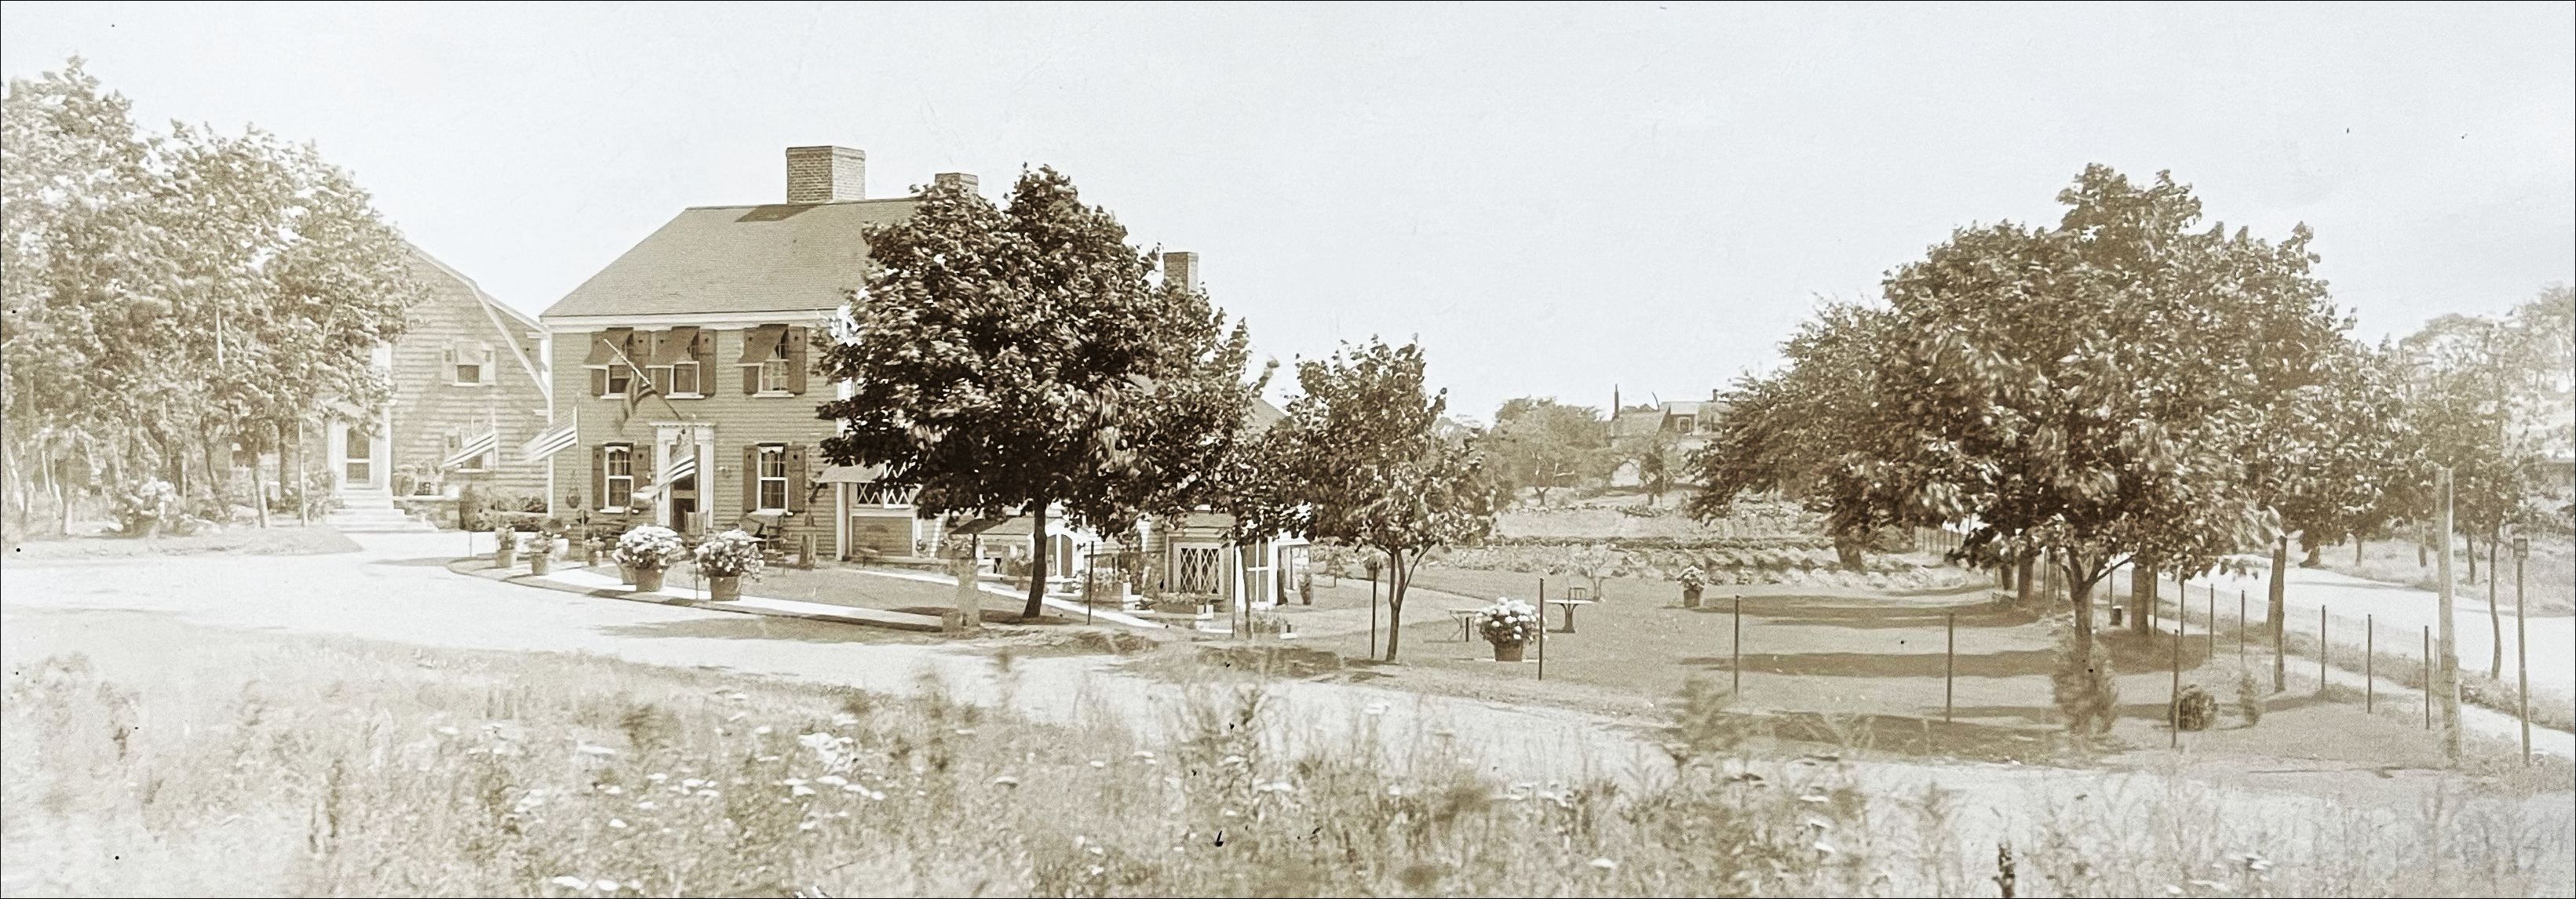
1486;397;1609;507
1631;427;1683;506
1689;301;1900;568
1826;167;2330;661
2;59;417;534
817;168;1264;621
1226;339;1498;661
2240;337;2413;672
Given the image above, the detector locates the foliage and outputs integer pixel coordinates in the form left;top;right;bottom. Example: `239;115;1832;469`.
2048;621;2118;739
1677;566;1706;591
1;59;421;528
613;525;684;572
1472;597;1542;646
2174;685;2217;732
2236;667;2264;726
1223;339;1498;661
1689;301;1897;521
108;478;181;537
1485;397;1611;507
818;167;1266;620
691;529;766;580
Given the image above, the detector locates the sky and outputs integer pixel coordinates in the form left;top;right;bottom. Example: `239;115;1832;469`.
5;2;2571;422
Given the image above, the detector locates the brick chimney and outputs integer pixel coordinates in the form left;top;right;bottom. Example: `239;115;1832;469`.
1165;251;1199;292
786;146;865;203
933;172;978;193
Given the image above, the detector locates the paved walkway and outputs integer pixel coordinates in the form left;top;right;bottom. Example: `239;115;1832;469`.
451;557;944;632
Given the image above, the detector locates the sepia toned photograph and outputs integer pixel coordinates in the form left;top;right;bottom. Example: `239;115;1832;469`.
1;3;2571;897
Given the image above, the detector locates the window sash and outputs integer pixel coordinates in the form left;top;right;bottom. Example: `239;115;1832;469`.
605;367;632;397
604;447;634;508
671;362;701;395
756;446;787;509
759;359;788;393
454;362;481;384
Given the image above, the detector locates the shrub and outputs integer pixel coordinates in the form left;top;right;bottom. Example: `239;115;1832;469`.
109;478;181;537
2236;668;2264;726
2175;685;2217;731
2049;624;2119;739
613;525;685;571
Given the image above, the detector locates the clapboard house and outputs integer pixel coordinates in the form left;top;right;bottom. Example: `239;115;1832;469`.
535;145;976;555
319;244;550;531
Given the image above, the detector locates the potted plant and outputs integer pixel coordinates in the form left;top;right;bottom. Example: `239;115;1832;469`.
492;522;517;568
1475;597;1542;663
527;528;555;576
691;529;765;602
1679;566;1706;609
614;525;684;592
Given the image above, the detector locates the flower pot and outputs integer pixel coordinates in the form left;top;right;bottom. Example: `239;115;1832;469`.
634;567;665;592
494;544;516;568
530;555;551;577
710;575;741;602
1492;642;1526;663
618;562;637;584
1683;586;1703;609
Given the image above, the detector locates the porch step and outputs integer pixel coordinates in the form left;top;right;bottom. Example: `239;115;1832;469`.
327;491;438;533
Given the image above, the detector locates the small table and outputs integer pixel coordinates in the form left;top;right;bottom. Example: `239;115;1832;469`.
1546;599;1597;633
1448;609;1483;642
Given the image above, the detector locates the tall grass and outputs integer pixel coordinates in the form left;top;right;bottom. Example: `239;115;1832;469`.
3;636;2567;897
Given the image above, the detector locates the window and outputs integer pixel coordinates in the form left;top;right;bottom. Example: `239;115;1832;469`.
605;366;631;398
454;362;482;384
671;360;701;396
604;446;633;510
757;444;789;511
447;432;491;471
759;341;791;393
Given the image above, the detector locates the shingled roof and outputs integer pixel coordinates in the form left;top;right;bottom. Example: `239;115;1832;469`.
542;198;921;320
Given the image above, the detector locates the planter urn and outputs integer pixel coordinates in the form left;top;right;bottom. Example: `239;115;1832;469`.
1683;585;1703;609
1492;641;1527;663
494;541;516;569
633;567;666;593
710;575;742;602
530;554;552;577
618;562;637;585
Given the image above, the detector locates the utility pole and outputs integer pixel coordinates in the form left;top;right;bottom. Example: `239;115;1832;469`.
2435;467;2461;762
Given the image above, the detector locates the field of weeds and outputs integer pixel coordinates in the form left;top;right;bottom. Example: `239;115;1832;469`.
3;624;2569;897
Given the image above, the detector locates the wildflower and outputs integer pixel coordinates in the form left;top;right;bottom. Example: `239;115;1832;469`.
954;728;976;736
1221;755;1246;766
728;692;750;702
550;875;589;889
1363;703;1388;715
753;726;774;736
756;755;782;763
577;743;616;757
1089;760;1107;769
647;773;668;782
635;800;656;810
594;880;620;892
601;785;625;795
1814;840;1837;855
1133;750;1155;759
817;774;848;786
791;784;816;797
436;726;461;736
694;788;719;799
726;712;746;722
1589;858;1618;871
842;783;865;794
993;775;1022;788
799;820;819;832
683;778;707;788
609;818;629;829
832;712;859;726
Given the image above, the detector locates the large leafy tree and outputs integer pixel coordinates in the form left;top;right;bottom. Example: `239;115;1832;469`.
1689;301;1899;569
1226;339;1498;661
3;59;416;534
1485;397;1609;507
818;168;1264;621
1828;167;2336;660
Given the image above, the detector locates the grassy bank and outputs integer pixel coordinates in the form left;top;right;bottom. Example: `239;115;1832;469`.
4;525;359;562
4;621;2569;897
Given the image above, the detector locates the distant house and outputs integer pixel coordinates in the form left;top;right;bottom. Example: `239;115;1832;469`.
320;244;550;531
1607;389;1727;488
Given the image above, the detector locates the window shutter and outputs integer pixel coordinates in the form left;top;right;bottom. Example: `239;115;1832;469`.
591;446;607;510
590;367;608;397
740;326;760;395
586;329;629;365
786;444;808;513
478;342;495;384
650;366;672;398
742;445;760;512
785;327;809;395
693;329;713;369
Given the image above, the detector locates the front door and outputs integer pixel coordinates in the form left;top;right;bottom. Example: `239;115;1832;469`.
670;471;699;534
341;424;374;490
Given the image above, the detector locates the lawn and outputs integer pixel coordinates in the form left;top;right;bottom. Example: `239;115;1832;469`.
7;610;2569;897
4;525;359;562
2315;531;2574;617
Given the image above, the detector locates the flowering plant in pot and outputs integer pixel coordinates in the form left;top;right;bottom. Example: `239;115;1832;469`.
613;526;684;592
1679;566;1706;609
1475;597;1542;662
691;530;765;601
492;522;518;568
527;530;556;576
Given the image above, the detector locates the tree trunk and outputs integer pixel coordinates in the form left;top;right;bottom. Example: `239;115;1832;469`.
294;419;311;526
250;435;270;529
1999;554;2016;590
2415;519;2428;567
2355;535;2364;567
2067;553;2096;659
2464;531;2478;586
2301;538;2322;569
1384;548;1410;662
1833;535;1863;570
2129;562;2156;635
2014;551;2034;607
954;534;983;633
2269;533;2290;693
2488;530;2503;680
1021;502;1049;621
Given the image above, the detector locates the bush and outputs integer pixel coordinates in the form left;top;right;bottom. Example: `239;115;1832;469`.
2236;668;2264;726
108;479;182;537
2175;685;2217;731
2049;624;2119;739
